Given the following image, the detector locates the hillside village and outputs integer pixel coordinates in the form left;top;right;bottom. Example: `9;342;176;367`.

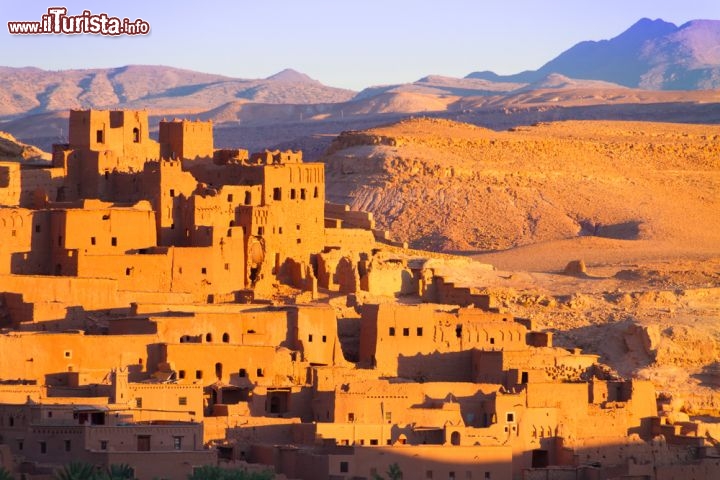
0;110;719;480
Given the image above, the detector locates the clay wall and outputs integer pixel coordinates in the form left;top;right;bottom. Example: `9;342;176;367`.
75;251;170;292
93;450;214;480
145;159;199;246
359;304;528;376
312;378;499;426
50;201;157;255
473;349;599;386
251;163;325;266
0;333;158;384
133;308;290;346
164;242;246;296
359;257;416;296
125;383;204;422
0;162;64;207
159;119;213;161
428;275;493;309
0;413;206;478
323;228;376;252
161;343;298;388
0;275;127;324
0;385;45;404
290;306;339;366
324;202;376;230
289;444;512;480
68;110;158;168
0;207;50;275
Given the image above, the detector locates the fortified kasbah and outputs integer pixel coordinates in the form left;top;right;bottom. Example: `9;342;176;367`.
0;109;718;480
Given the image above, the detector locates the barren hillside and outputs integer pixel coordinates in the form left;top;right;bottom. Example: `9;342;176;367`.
322;118;720;255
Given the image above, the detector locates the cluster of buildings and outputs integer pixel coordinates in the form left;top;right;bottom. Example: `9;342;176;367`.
0;110;718;479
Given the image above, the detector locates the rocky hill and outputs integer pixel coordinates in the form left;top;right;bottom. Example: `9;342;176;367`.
0;131;50;163
467;18;720;90
322;118;720;253
0;65;356;118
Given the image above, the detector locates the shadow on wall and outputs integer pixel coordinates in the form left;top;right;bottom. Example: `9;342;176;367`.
396;350;475;383
223;428;720;480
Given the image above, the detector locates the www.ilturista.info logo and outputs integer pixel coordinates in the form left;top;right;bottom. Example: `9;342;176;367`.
8;7;150;35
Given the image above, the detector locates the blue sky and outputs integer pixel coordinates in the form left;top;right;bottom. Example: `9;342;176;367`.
3;0;719;90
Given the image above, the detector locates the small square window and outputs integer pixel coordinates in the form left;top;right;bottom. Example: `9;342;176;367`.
506;412;514;423
195;370;203;379
201;267;207;274
308;334;313;342
90;236;96;245
65;439;71;452
290;189;296;200
178;370;186;379
100;440;108;450
40;441;47;454
322;335;327;343
403;328;409;336
340;461;348;473
348;413;355;422
256;368;264;377
173;436;182;450
426;471;433;479
111;237;117;246
239;368;247;377
389;327;395;336
417;327;423;336
227;194;233;202
178;397;187;406
64;350;72;358
35;225;40;233
169;189;175;197
136;398;142;408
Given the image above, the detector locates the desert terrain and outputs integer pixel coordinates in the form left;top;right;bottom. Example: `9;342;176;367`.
322;116;720;417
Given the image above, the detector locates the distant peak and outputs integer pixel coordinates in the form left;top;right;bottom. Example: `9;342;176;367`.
619;17;677;39
266;68;317;83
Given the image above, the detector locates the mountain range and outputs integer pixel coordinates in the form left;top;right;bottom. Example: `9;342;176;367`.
1;17;719;154
467;18;720;89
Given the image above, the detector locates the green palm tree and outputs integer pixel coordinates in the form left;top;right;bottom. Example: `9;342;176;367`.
53;462;97;480
104;464;134;480
187;465;273;480
387;463;402;480
0;467;14;480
